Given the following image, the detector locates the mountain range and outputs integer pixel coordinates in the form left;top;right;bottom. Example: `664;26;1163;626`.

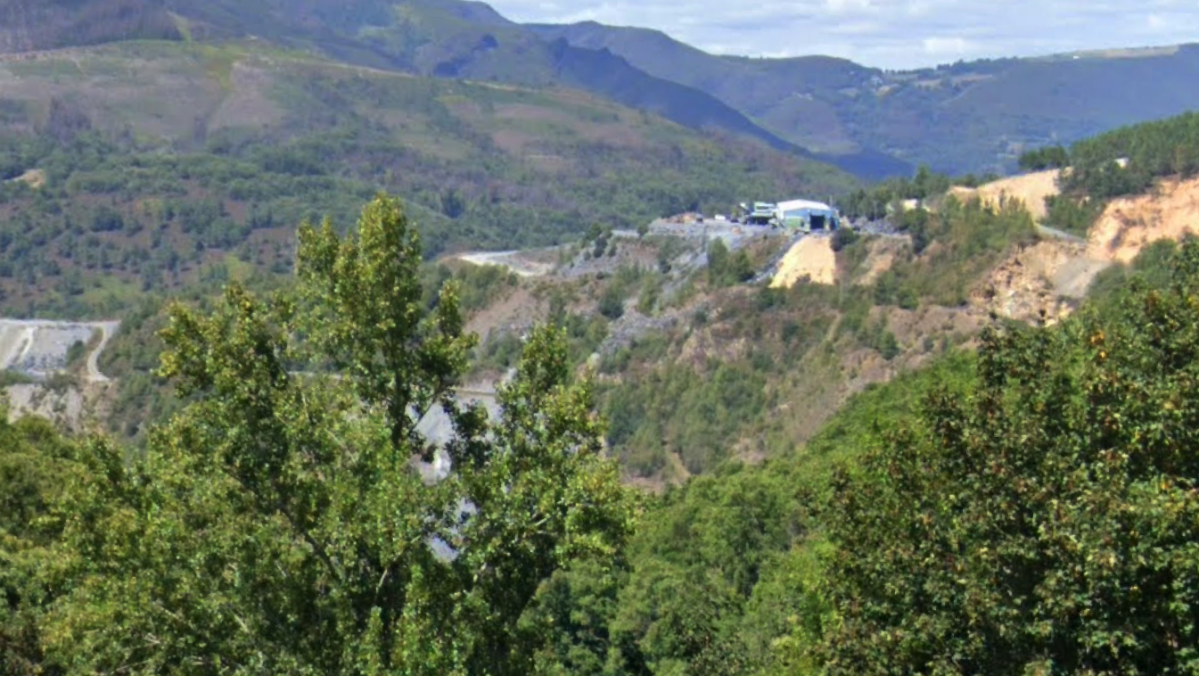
3;0;1199;179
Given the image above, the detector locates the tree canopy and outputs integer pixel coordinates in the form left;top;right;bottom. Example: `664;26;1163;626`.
32;194;637;674
817;238;1199;674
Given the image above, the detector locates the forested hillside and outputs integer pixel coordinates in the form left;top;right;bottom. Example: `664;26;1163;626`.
0;41;850;318
7;191;1199;673
534;22;1199;175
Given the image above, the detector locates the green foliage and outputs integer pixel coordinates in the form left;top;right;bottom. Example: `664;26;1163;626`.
603;359;768;476
1044;193;1104;237
838;165;953;221
817;238;1199;674
829;226;859;252
1017;144;1069;171
871;198;1037;308
598;285;626;320
0;370;35;387
1064;110;1199;199
0;414;79;675
707;239;754;288
40;195;637;674
1086;238;1184;312
426;263;520;316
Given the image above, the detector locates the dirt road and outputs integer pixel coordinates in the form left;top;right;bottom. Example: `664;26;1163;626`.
0;319;120;382
458;251;555;277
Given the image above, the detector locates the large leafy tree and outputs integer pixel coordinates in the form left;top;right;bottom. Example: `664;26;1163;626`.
0;414;79;676
818;239;1199;674
41;195;635;674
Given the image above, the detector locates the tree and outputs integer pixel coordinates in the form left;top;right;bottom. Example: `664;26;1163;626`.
0;413;81;676
599;284;626;320
817;239;1199;674
707;239;753;288
43;195;636;674
1018;145;1069;172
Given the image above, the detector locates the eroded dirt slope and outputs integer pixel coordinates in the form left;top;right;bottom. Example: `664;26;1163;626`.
948;168;1062;221
1088;175;1199;264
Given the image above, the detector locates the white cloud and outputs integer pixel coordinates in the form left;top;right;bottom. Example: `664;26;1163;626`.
922;36;972;56
486;0;1199;68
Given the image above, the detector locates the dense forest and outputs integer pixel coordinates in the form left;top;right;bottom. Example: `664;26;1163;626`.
1063;110;1199;198
6;189;1199;673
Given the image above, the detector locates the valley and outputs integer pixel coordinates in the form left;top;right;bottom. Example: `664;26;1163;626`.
4;2;1199;673
14;156;1199;482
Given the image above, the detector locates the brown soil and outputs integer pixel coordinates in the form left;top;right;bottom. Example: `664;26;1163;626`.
970;239;1112;325
771;236;836;287
853;236;909;286
1088;175;1199;264
464;285;543;340
948;168;1061;221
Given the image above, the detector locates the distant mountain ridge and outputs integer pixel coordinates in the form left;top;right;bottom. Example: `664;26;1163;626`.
3;0;1199;178
0;0;909;177
530;22;1199;174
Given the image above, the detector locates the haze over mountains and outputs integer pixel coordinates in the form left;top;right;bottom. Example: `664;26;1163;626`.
2;0;1198;179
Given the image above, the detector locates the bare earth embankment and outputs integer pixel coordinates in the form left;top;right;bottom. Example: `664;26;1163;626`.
949;168;1062;221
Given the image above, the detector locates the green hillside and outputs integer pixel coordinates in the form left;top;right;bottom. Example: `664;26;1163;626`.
7;191;1199;674
0;40;852;318
0;0;816;167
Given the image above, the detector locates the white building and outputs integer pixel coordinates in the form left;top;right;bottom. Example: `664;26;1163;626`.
775;199;840;232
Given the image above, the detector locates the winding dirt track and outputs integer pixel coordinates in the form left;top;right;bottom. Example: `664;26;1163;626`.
0;319;120;382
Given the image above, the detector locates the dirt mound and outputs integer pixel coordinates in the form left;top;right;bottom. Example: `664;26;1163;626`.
949;169;1061;222
1087;175;1199;264
770;236;836;288
972;239;1112;324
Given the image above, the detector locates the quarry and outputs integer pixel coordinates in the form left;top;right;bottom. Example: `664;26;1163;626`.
0;319;119;382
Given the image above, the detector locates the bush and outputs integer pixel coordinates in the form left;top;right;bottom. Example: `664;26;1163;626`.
830;227;859;252
598;285;625;320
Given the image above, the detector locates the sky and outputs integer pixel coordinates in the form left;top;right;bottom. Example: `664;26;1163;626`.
486;0;1199;69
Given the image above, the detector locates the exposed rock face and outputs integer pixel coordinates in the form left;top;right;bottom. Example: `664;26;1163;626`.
1088;174;1199;264
948;168;1062;222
